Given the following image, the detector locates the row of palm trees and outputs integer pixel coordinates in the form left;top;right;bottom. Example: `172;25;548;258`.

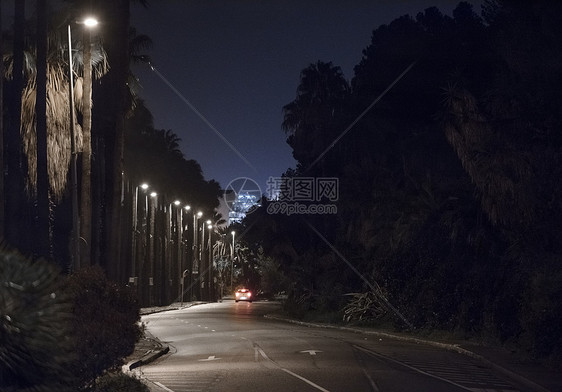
1;0;132;274
1;0;222;289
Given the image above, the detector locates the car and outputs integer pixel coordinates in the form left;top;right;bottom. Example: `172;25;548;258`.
235;288;252;302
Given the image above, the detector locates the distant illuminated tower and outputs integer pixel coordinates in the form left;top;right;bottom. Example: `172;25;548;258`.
223;177;262;225
228;192;259;225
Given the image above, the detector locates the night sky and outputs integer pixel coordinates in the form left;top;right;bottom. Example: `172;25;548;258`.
130;0;480;194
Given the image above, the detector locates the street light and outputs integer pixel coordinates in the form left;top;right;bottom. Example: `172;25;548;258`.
83;17;98;27
148;191;157;305
192;211;203;299
231;231;235;291
130;183;148;286
67;16;98;271
207;223;213;301
180;204;191;305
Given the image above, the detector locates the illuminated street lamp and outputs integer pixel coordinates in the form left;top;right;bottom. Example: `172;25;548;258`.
207;222;213;301
193;211;203;274
192;211;203;299
180;204;191;305
130;182;149;286
68;16;98;271
83;17;98;27
231;231;235;291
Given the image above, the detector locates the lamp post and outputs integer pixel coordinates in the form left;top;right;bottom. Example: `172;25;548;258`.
200;219;211;299
231;230;235;291
192;211;202;299
207;223;213;301
181;205;191;305
131;185;139;280
139;183;149;304
67;23;79;271
148;191;157;305
67;17;98;271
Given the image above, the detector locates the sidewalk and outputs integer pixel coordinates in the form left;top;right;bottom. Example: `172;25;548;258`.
124;303;562;392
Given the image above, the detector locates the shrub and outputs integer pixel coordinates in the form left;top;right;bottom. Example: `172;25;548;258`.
63;266;142;389
0;246;76;391
94;372;149;392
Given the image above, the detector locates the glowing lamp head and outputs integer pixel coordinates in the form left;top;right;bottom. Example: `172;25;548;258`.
83;17;99;28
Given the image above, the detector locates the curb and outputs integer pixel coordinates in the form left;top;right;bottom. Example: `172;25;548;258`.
126;345;170;371
125;302;207;372
264;315;551;392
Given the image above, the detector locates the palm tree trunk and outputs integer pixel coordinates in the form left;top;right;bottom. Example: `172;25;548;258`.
81;29;93;266
96;0;129;281
35;0;50;259
0;1;4;240
5;0;26;250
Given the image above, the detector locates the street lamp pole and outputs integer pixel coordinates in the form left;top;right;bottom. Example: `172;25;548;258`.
231;231;235;291
181;205;191;305
67;23;80;271
192;211;202;299
208;223;213;301
67;17;98;272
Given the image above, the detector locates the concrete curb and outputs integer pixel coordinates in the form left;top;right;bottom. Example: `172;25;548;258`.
125;345;170;371
264;315;551;392
125;302;208;372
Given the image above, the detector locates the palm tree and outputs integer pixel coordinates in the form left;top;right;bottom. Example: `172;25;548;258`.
3;0;26;251
35;0;50;258
4;8;109;264
282;61;350;173
81;25;93;266
0;2;5;241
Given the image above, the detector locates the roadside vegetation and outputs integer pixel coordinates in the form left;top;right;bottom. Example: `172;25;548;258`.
0;246;145;391
239;0;562;366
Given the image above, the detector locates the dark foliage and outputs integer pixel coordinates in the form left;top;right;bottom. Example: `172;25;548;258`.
0;246;76;391
124;99;222;212
93;372;149;392
63;265;142;389
242;0;562;362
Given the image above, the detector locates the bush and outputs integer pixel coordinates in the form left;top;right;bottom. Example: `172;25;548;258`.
0;246;76;391
94;372;149;392
63;266;142;389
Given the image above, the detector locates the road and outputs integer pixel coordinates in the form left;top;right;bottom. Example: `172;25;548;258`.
134;301;522;392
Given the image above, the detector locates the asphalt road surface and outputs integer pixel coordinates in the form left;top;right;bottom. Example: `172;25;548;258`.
134;301;522;392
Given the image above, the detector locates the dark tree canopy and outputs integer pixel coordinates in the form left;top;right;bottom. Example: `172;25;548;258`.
243;0;562;361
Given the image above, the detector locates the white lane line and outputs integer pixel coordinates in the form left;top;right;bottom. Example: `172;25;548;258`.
353;345;474;392
281;368;331;392
256;347;331;392
361;367;380;392
154;381;174;392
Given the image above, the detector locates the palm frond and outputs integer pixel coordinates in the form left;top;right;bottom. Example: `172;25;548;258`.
20;62;82;202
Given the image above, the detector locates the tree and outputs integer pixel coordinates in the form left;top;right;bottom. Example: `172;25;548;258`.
4;5;110;266
81;18;94;266
35;0;50;259
282;61;350;173
4;0;26;250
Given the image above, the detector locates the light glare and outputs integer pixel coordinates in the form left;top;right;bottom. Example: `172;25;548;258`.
83;17;98;27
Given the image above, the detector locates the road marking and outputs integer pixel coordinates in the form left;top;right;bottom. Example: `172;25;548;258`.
256;347;331;392
353;345;475;391
281;368;331;392
198;355;221;361
154;381;174;392
300;350;322;356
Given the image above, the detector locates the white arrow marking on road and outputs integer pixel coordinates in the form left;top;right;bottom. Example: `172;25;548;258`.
300;350;322;356
199;355;221;361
